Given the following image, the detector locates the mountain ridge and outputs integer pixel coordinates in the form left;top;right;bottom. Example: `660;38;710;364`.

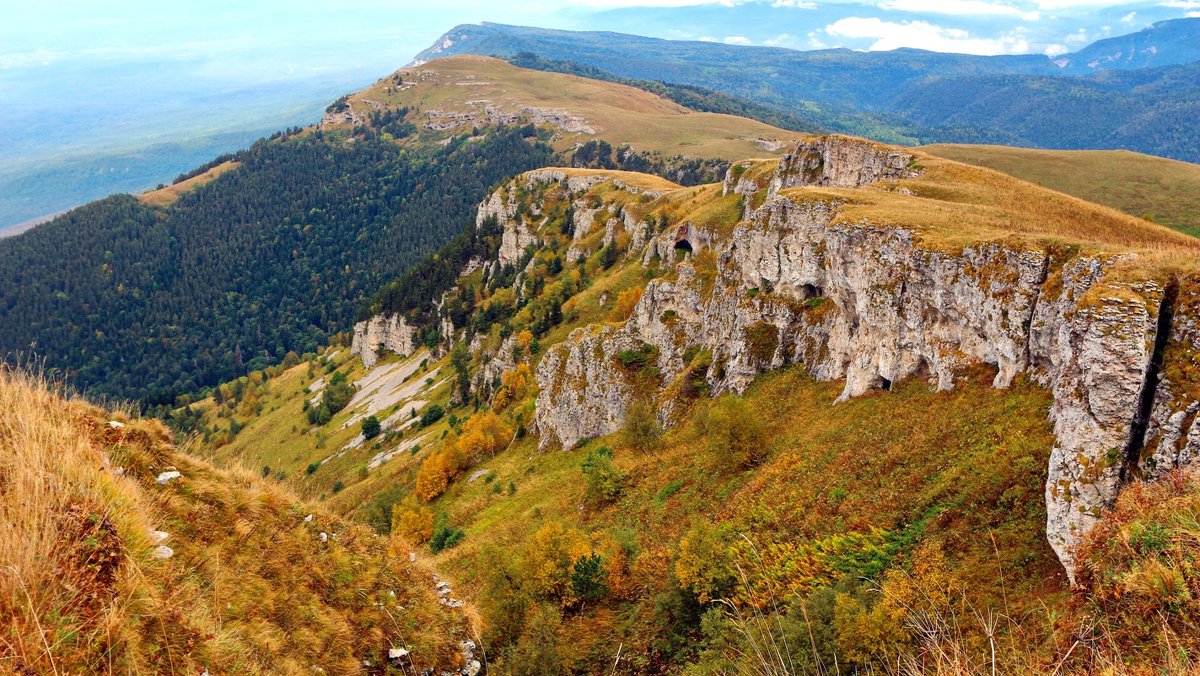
415;20;1200;161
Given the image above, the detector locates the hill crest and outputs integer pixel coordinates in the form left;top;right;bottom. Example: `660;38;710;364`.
326;55;802;161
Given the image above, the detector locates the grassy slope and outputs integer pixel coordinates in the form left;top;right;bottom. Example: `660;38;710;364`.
431;368;1065;666
837;150;1200;257
138;160;240;207
0;369;469;674
346;55;802;161
920;143;1200;238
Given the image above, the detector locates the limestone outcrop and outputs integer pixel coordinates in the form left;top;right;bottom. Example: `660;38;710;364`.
477;169;669;268
351;314;417;369
1142;278;1200;478
354;136;1192;581
770;135;915;191
533;137;1176;581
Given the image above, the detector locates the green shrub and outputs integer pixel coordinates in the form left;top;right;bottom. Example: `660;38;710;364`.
570;553;608;605
656;478;685;502
705;395;769;471
431;524;465;553
306;403;332;426
321;371;355;413
581;447;623;503
1130;522;1170;555
421;404;445;427
361;415;381;440
616;343;656;370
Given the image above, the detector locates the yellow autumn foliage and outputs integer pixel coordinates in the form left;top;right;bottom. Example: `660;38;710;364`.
675;523;733;603
609;286;644;322
392;498;435;543
520;522;591;606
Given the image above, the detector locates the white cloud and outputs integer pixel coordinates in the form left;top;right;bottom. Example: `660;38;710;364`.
544;0;738;6
771;0;817;7
877;0;1040;21
824;17;1031;55
697;34;756;45
762;33;799;46
0;48;61;69
1029;0;1129;8
1044;43;1069;56
1063;27;1090;43
1120;11;1136;22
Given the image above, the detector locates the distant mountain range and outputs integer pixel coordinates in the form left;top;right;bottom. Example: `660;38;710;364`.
1061;16;1200;71
416;18;1200;162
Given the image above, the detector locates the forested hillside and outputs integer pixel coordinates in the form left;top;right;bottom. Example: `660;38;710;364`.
0;127;553;403
892;62;1200;161
2;55;813;406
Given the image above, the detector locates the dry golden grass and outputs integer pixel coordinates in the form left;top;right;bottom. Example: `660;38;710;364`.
0;367;469;674
353;55;803;160
766;152;1200;287
138;161;239;207
0;368;151;674
921;144;1200;238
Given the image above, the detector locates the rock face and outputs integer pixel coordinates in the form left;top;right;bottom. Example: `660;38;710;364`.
771;135;915;191
351;135;1187;581
351;314;418;369
476;185;535;268
477;168;670;269
423;103;594;134
533;136;1174;581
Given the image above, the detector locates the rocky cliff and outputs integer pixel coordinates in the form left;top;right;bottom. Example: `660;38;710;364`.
351;313;418;368
351;135;1197;581
476;168;671;269
532;137;1183;581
